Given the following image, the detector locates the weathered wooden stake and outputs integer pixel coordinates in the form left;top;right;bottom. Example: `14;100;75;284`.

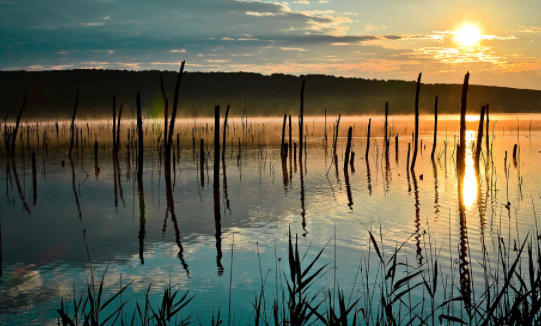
384;102;389;157
68;90;79;159
214;105;220;189
458;72;470;170
113;95;117;155
136;91;144;180
222;105;230;161
431;96;438;161
475;106;486;167
166;61;185;169
281;113;287;157
410;73;421;170
116;103;123;152
299;79;305;159
160;74;169;157
288;115;292;153
365;118;371;160
344;126;353;170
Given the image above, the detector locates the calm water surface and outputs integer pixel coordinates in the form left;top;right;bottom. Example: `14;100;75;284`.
0;114;539;325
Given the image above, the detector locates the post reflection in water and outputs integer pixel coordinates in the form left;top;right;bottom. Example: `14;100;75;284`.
344;166;353;210
70;158;82;220
458;144;476;312
214;182;224;275
365;157;372;196
137;178;146;265
164;170;190;274
281;155;289;191
300;159;307;236
223;159;231;212
432;160;440;218
411;169;423;265
10;159;31;214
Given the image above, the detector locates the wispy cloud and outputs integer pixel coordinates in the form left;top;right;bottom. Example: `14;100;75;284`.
517;26;541;33
280;47;306;51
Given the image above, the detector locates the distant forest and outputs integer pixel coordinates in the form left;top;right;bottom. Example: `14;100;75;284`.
1;69;541;120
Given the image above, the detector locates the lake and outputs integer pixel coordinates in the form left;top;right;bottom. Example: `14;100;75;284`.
1;114;539;325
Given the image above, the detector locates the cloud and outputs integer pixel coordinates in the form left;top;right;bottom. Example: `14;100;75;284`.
517;26;541;33
80;22;104;26
280;47;306;51
365;24;386;31
170;49;186;53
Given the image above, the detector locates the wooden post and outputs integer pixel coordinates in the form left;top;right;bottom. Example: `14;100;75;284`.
288;115;292;153
333;114;341;156
344;126;353;170
136;91;144;180
410;73;421;170
116;102;123;152
112;95;116;155
475;106;486;166
299;79;305;159
324;109;327;144
407;143;411;170
222;105;230;161
485;103;490;156
384;102;389;157
281;113;287;157
458;72;470;170
365;118;371;160
200;138;205;184
166;61;185;169
160;75;169;161
214;105;220;189
431;96;438;161
68;90;79;159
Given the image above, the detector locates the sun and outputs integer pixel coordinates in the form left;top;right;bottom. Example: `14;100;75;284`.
453;25;481;47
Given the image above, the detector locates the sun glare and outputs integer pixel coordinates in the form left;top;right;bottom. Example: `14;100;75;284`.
453;25;481;47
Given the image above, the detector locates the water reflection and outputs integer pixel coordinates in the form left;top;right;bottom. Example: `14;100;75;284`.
300;159;307;236
137;178;146;264
411;169;423;265
365;157;372;196
69;158;81;220
462;145;478;210
457;137;478;313
214;181;224;275
9;159;30;214
164;170;190;274
1;116;540;325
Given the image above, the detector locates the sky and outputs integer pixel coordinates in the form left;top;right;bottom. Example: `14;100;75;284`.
1;0;541;89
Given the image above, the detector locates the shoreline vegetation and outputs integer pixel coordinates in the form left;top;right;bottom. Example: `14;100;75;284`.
57;226;541;326
2;70;541;119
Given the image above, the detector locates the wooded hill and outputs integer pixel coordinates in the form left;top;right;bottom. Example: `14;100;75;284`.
1;69;540;120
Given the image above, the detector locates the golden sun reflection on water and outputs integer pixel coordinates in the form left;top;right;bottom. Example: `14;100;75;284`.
462;131;478;210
